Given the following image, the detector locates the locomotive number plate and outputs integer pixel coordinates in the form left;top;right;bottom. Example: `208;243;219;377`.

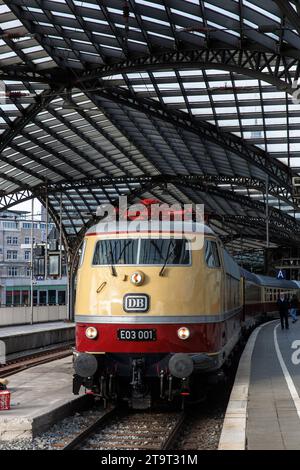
117;329;156;341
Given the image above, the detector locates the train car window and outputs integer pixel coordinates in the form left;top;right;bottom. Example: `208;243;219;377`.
205;240;221;268
139;239;190;265
93;239;139;265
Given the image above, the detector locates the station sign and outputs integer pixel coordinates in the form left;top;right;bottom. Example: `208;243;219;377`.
277;269;286;280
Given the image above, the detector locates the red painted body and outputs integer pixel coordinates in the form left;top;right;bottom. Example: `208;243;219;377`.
76;312;242;355
244;302;278;317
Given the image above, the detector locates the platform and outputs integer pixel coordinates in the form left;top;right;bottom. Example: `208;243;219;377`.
0;321;75;357
219;319;300;450
0;357;89;441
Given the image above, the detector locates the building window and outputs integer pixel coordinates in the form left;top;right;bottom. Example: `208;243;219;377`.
7;266;18;277
21;290;29;306
7;236;18;245
7;250;18;260
48;290;56;305
3;221;18;229
24;250;31;261
58;290;66;305
24;237;35;244
39;291;47;305
6;291;13;306
23;222;38;229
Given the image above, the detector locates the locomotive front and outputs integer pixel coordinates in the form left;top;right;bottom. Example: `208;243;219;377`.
73;220;236;408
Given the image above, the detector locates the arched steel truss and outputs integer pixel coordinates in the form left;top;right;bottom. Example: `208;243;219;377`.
2;0;300;257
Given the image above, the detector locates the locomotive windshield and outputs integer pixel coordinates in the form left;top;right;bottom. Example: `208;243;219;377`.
92;238;190;266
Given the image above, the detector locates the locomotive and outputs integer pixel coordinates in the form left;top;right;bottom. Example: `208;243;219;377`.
72;215;298;408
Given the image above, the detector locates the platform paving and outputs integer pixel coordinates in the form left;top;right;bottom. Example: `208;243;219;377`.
247;320;300;450
0;321;74;339
0;321;75;356
0;357;88;440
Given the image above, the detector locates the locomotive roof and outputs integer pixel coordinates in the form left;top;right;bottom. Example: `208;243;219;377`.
86;221;215;236
223;249;241;281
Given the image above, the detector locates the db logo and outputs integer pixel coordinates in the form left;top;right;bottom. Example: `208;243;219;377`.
123;294;149;313
291;340;300;365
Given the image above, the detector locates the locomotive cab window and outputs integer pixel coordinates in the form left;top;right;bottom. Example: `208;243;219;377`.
205;240;221;268
92;238;190;266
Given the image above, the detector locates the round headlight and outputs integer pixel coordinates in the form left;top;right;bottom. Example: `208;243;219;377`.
177;327;190;340
85;326;98;339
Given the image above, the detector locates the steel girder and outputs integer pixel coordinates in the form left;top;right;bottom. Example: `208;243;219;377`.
82;85;292;189
0;55;293;193
177;180;299;235
275;1;300;37
76;48;300;93
0;87;63;156
212;215;296;245
1;173;297;219
0;173;292;206
0;190;32;211
22;174;294;208
0;81;293;196
0;66;50;84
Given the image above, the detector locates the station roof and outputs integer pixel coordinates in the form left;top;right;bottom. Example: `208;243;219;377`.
1;0;300;257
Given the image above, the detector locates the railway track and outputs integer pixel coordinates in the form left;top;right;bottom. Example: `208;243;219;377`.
0;344;73;378
62;407;186;451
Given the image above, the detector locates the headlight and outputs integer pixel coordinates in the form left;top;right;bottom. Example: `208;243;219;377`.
177;327;190;340
85;326;98;339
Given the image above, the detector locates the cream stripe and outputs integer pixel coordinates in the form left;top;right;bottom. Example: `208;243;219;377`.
75;308;242;325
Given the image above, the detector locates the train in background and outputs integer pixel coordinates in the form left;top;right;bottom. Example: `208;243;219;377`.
72;216;299;408
242;268;299;321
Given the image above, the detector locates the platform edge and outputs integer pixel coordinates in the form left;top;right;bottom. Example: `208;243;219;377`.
218;320;276;450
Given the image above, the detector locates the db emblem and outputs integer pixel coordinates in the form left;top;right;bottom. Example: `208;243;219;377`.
123;294;149;313
130;271;145;286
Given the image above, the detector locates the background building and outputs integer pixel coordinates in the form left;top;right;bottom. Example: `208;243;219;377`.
0;209;67;306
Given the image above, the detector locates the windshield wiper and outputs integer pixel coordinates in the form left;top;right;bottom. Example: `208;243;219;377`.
108;241;133;276
115;240;132;265
109;249;117;277
108;242;117;277
159;240;175;277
